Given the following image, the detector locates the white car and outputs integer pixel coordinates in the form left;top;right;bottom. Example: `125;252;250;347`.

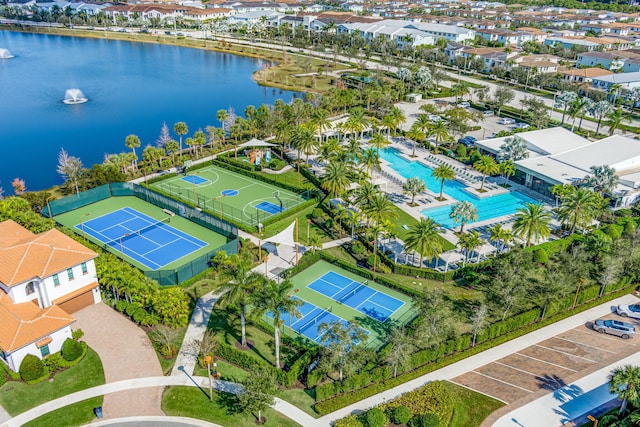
514;123;530;130
498;118;515;125
617;304;640;319
457;102;470;108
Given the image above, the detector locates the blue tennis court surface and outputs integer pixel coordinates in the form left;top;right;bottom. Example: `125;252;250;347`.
308;272;404;322
182;175;208;185
267;297;367;345
255;201;283;214
77;207;207;270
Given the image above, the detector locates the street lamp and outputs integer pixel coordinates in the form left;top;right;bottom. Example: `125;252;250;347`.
204;355;213;401
264;255;269;275
119;233;130;263
80;213;90;240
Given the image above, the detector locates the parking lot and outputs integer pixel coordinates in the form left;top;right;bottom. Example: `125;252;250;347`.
452;312;640;404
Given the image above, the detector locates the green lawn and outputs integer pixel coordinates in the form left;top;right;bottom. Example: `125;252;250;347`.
22;397;103;427
162;386;301;427
263;203;333;244
277;388;318;418
445;381;504;427
391;205;456;251
0;348;105;416
194;360;249;383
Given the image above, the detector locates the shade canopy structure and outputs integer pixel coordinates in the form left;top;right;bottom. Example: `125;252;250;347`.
472;243;496;262
264;221;297;247
439;251;465;272
237;138;277;148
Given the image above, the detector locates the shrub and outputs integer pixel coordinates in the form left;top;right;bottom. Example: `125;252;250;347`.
62;337;83;362
390;405;412;424
409;413;440;427
20;354;45;382
43;353;63;372
334;416;364;427
351;240;365;254
455;144;467;159
533;247;548;264
72;329;84;341
364;407;387;427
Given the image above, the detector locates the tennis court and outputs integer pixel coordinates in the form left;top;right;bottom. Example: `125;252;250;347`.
150;165;307;226
266;297;367;344
308;271;405;322
77;207;207;270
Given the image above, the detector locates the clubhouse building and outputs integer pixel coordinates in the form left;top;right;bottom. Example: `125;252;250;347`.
475;127;640;207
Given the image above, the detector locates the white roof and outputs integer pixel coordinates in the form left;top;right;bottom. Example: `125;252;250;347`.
552;135;640;172
475;127;591;158
592;72;640;84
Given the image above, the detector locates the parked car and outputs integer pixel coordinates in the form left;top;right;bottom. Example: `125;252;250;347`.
497;118;516;125
514;123;530;130
427;114;442;122
457;101;470;108
482;110;494;117
593;319;635;339
457;135;477;147
617;304;640;319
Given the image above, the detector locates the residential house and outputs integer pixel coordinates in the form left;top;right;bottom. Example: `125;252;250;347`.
0;220;100;372
561;67;614;83
592;71;640;91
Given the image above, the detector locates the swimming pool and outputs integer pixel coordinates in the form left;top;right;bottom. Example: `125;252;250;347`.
381;148;537;229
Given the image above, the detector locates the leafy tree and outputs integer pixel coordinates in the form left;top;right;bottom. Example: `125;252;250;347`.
151;287;189;327
414;289;452;348
492;85;515;116
318;320;368;381
253;279;302;369
390;406;412;425
608;365;640;415
470;304;488;347
513;203;552;247
431;164;455;199
385;326;415;377
402;177;426;205
404;218;443;268
238;366;278;424
56;148;84;195
449;200;478;233
364;407;387;427
473;155;499;191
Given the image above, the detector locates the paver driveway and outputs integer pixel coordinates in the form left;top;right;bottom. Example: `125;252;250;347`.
74;303;164;418
453;312;639;404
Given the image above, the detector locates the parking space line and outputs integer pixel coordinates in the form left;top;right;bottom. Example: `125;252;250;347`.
515;352;577;373
494;361;546;378
449;380;509;404
534;344;597;363
553;335;616;353
472;370;534;393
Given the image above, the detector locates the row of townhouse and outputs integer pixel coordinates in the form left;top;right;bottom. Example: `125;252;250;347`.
0;220;101;373
577;49;640;72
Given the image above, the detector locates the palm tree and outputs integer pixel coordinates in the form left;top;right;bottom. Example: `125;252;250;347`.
499;160;516;185
431;164;455;200
488;224;513;252
589;100;614;135
557;91;578;125
253;279;302;369
173;122;188;162
584;165;619;197
428;120;450;152
216;254;263;348
321;161;351;200
606;107;630;136
363;193;398;227
568;97;592;132
405;125;425;157
216;109;229;135
473;155;499;191
368;131;389;155
291;123;317;162
352;182;379;210
449;201;478;234
556;187;602;234
608;365;640;415
125;134;141;169
387;106;406;136
165;139;179;164
458;230;483;264
513;203;552;247
404;218;443;268
361;148;380;178
402;177;426;205
311;108;331;142
497;136;528;162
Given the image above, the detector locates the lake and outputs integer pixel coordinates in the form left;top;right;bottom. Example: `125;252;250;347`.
0;31;300;191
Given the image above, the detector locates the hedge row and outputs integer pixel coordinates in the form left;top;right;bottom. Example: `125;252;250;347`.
211;157;312;194
315;367;391;401
380;381;454;427
313;283;637;415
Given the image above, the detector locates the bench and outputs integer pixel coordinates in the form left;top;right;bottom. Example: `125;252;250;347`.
162;208;175;217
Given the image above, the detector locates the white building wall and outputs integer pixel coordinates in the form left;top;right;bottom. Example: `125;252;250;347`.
4;326;72;372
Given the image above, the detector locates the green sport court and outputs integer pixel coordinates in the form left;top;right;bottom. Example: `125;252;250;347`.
54;196;228;273
150;164;307;226
267;260;416;349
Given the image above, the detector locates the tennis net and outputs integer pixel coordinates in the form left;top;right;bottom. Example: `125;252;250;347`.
298;307;332;333
338;282;368;303
104;217;171;247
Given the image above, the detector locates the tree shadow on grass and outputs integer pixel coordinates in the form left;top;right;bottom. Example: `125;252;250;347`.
216;389;242;415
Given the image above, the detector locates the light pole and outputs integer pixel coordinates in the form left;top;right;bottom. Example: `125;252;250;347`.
119;233;130;263
307;219;311;243
264;255;269;275
80;213;90;241
204;355;213;401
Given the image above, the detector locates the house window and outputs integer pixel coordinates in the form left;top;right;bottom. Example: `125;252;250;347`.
81;262;88;275
25;282;35;296
67;268;74;280
53;274;60;287
40;345;50;357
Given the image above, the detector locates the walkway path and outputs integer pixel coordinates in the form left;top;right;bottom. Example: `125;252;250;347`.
74;303;164;419
5;295;635;427
171;291;222;377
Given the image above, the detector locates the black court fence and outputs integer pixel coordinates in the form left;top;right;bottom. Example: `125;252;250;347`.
43;182;239;286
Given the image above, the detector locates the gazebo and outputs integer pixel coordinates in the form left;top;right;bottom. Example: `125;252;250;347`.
438;251;465;272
